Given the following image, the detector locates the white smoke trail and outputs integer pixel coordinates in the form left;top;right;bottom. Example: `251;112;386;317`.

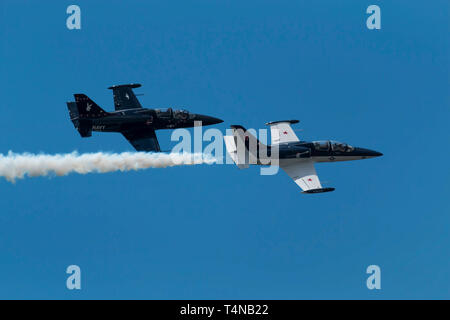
0;151;217;183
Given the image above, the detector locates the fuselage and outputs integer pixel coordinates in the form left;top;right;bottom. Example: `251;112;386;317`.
86;107;222;133
246;140;382;164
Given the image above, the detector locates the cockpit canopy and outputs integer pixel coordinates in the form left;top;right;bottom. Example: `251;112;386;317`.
173;109;189;120
313;140;354;152
155;108;172;118
331;141;354;152
155;108;191;120
314;141;330;151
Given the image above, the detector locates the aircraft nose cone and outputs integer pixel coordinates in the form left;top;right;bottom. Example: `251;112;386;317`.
194;114;224;126
373;151;383;157
358;148;383;158
208;116;224;125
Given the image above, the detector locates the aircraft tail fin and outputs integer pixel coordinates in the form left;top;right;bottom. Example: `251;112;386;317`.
230;125;269;159
229;125;267;149
224;135;249;169
66;101;79;121
66;101;92;138
74;94;108;118
224;125;269;168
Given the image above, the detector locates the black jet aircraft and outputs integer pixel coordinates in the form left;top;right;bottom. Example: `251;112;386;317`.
224;120;382;193
66;84;223;152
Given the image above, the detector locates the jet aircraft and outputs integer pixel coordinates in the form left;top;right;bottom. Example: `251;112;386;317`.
67;84;223;152
224;120;382;193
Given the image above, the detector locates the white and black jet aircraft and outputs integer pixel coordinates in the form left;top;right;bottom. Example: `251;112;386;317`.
224;120;382;193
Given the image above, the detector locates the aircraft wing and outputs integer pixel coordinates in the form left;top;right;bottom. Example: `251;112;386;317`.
108;84;143;111
280;160;334;193
121;128;161;152
266;120;300;144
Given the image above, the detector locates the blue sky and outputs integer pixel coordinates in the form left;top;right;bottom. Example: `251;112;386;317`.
0;0;448;299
